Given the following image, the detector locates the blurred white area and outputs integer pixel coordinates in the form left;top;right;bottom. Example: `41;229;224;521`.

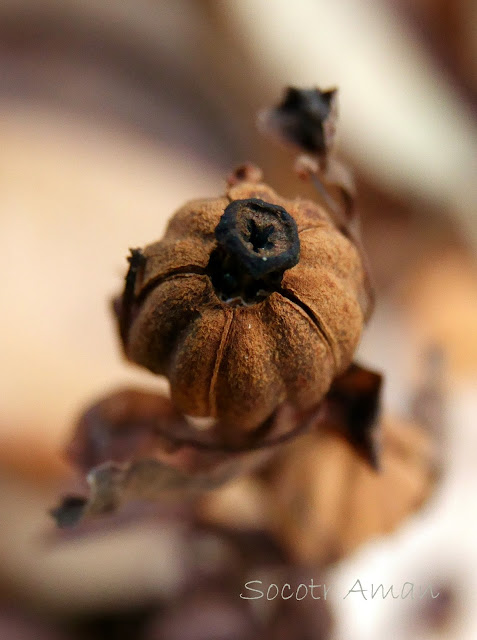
0;103;222;449
224;0;477;247
0;471;189;613
357;300;413;417
330;384;477;640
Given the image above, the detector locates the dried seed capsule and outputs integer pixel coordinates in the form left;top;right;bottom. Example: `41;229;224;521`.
114;171;371;445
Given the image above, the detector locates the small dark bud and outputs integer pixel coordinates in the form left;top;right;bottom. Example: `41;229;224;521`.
259;86;338;156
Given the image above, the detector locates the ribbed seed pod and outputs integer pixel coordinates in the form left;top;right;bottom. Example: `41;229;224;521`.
115;170;370;445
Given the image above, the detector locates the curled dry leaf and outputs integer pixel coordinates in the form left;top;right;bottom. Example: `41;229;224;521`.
55;364;386;527
65;387;319;468
54;388;320;527
54;459;216;526
200;415;437;567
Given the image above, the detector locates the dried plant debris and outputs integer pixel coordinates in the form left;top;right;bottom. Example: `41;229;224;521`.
48;84;444;581
65;387;319;468
52;504;334;639
53;389;315;527
264;415;439;565
27;507;334;639
64;459;232;529
259;86;357;217
113;165;375;448
257;87;338;158
54;362;387;528
320;362;383;469
200;400;439;568
259;87;375;315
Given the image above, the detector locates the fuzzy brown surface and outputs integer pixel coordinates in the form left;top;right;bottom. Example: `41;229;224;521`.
118;176;370;444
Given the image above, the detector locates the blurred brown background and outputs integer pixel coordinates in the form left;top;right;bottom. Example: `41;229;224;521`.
0;1;476;638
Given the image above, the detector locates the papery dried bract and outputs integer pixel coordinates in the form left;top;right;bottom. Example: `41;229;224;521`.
258;86;338;157
267;416;438;565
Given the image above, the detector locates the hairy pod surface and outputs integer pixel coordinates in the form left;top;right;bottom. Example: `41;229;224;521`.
115;173;371;444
